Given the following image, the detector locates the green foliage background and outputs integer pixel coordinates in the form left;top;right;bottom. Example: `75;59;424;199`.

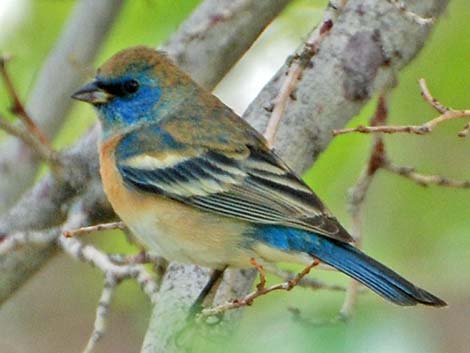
0;1;469;353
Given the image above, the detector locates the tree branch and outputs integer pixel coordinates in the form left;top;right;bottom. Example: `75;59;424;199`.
63;221;126;238
56;203;159;353
164;0;292;89
334;79;470;137
264;8;337;148
0;56;51;147
0;0;124;212
82;274;117;353
384;163;470;188
0;115;57;169
246;0;447;172
340;94;390;318
336;81;470;317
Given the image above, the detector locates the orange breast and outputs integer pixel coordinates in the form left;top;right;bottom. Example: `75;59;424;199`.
99;135;152;221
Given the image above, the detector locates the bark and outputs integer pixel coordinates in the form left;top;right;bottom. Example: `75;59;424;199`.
165;0;292;89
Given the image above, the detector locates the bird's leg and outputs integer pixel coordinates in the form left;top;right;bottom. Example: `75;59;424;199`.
199;258;321;317
249;257;267;291
189;268;226;317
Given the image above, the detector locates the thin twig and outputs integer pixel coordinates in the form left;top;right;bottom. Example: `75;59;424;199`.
82;275;117;353
458;123;470;138
53;206;160;353
421;109;470;135
264;1;343;148
60;204;159;299
419;78;447;113
0;116;58;166
0;56;61;175
0;48;158;353
200;259;319;317
0;56;51;147
337;89;469;317
333;124;431;135
108;252;168;280
340;95;389;318
63;221;126;238
288;306;348;327
0;227;60;256
108;252;163;266
268;267;346;292
384;163;470;188
58;234;159;300
333;79;470;137
342;169;373;318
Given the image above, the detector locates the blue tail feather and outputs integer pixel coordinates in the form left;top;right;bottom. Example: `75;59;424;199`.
254;226;446;307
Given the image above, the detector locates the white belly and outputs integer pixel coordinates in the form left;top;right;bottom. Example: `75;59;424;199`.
128;214;208;265
122;202;254;269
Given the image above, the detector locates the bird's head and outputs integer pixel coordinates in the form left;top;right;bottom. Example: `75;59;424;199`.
72;46;196;138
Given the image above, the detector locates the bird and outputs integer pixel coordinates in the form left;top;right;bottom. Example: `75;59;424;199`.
72;45;446;307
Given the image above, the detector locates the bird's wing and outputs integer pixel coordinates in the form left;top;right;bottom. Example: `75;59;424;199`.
115;118;353;243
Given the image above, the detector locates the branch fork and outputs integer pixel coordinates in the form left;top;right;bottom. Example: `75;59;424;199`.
333;79;470;138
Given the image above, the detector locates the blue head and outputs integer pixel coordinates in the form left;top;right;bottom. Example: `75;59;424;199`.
72;46;197;139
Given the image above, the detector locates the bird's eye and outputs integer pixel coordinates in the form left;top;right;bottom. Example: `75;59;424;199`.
124;79;139;94
95;79;140;97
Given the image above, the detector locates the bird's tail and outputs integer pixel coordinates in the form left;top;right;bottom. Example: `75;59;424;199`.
306;234;446;306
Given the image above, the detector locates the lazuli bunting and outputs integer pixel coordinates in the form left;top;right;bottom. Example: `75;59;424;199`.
72;46;445;307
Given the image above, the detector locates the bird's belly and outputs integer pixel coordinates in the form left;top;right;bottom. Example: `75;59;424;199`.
126;212;191;263
121;199;253;268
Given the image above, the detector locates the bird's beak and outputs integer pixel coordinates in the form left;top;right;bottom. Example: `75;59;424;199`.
71;80;111;104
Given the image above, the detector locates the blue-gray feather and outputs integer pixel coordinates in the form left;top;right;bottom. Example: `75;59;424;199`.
253;225;446;306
